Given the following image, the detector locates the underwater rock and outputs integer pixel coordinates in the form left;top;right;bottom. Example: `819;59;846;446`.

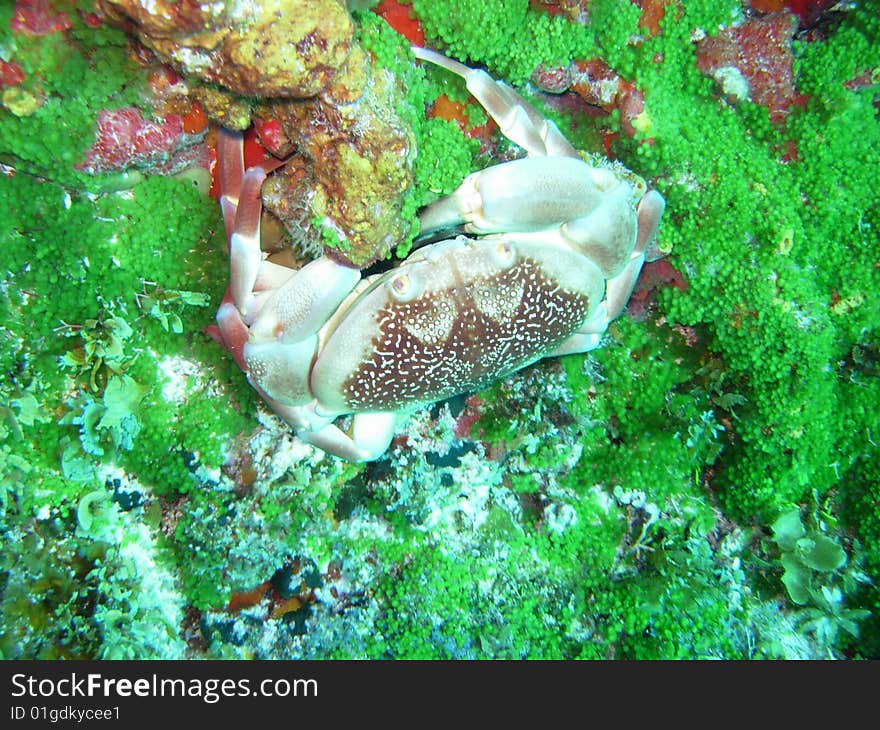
531;63;573;94
95;0;355;98
570;58;646;137
254;45;416;267
696;12;804;123
95;0;417;266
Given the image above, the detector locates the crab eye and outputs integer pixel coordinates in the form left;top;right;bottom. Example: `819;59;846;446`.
392;274;409;293
491;241;516;269
387;271;421;302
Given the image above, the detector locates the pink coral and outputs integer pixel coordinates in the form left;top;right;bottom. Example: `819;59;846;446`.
570;58;646;138
696;13;806;123
76;107;190;174
11;0;72;36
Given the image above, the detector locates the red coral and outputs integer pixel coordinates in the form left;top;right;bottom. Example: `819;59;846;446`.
76;107;188;174
242;126;274;169
747;0;835;27
1;60;25;88
696;13;806;123
373;0;425;46
570;58;646;137
627;259;688;321
78;9;103;28
253;116;294;158
11;0;72;36
454;395;485;440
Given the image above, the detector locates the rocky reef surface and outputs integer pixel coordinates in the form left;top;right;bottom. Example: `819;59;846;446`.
1;0;878;659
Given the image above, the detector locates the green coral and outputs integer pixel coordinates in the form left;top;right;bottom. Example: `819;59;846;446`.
623;5;880;528
0;9;146;191
413;0;596;83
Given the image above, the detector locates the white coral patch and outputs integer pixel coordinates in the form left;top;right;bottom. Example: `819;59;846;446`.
544;502;578;534
713;66;750;102
159;355;202;404
171;47;213;74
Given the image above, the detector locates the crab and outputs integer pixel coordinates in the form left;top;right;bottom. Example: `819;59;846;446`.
210;46;665;462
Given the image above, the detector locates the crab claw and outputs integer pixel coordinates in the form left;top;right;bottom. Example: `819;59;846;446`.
417;155;629;240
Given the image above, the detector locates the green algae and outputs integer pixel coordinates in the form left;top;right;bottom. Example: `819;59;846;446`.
413;0;597;83
0;6;257;658
0;10;146;191
624;4;880;530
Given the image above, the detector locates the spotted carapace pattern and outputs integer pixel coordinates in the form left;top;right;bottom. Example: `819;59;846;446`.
342;258;591;410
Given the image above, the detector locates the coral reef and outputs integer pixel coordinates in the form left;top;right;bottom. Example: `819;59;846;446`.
696;12;803;122
1;0;878;660
254;18;419;266
96;0;419;266
95;0;355;98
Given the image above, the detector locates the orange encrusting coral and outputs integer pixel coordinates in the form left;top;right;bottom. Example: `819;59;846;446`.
428;94;497;142
636;0;677;38
226;581;272;612
181;100;207;134
373;0;425;46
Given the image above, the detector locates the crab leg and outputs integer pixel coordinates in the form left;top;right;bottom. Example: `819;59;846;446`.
217;131;289;317
215;129;391;460
217;128;244;240
213;132;298;364
251;390;396;462
229;166;271;317
414;47;634;242
412;46;578;159
418;156;622;238
301;413;398;463
545;189;666;358
603;189;665;319
213;131;265;367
